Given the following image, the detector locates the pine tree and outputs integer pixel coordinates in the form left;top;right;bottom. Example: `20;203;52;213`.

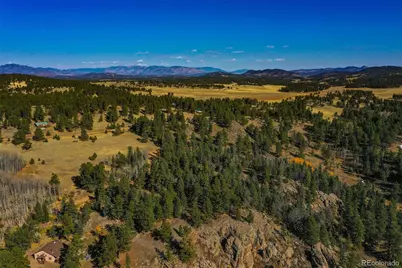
61;214;75;237
33;106;45;122
386;202;402;262
95;232;118;267
156;221;172;243
352;212;365;246
275;142;282;156
33;127;45;141
116;224;134;252
305;215;320;245
61;234;83;268
12;128;27;145
81;111;94;130
162;190;174;218
106;106;119;123
0;247;30;268
177;233;196;263
79;128;89;141
134;195;155;232
42;202;50;223
33;201;44;222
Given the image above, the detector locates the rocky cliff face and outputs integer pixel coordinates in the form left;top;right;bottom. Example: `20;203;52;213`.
124;182;342;268
187;211;338;268
193;212;310;268
128;210;339;268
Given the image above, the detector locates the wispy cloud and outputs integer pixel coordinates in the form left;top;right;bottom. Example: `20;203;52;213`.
276;58;285;62
256;59;273;62
191;49;197;52
205;50;221;55
225;46;233;50
282;45;289;48
232;50;244;54
81;60;120;67
137;59;144;63
186;60;191;63
224;58;236;62
170;56;184;59
266;45;275;49
136;51;149;55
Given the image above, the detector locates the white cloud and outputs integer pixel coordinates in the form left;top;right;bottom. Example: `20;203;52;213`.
191;49;197;52
186;60;191;63
232;50;244;54
226;46;233;50
224;58;236;62
282;45;289;48
136;51;149;55
137;59;144;63
276;58;285;62
266;45;275;49
170;56;184;59
205;50;221;55
256;59;273;63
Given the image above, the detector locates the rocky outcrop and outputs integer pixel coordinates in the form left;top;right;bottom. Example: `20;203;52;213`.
311;191;342;214
123;210;339;268
309;243;339;268
190;211;336;268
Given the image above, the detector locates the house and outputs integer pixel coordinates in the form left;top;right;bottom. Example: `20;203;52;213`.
34;121;49;128
33;240;65;264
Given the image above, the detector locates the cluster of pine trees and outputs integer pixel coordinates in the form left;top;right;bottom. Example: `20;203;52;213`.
0;201;51;267
305;90;402;192
76;115;402;265
1;74;402;266
280;81;330;92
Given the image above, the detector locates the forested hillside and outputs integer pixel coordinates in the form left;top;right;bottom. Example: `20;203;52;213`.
0;74;401;267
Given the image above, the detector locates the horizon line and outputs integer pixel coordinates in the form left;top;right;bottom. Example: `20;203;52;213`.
1;62;400;72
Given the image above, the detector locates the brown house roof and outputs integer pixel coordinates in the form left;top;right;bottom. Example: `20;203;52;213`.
36;240;65;258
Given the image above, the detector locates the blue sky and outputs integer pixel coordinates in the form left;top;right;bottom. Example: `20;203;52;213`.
0;0;401;71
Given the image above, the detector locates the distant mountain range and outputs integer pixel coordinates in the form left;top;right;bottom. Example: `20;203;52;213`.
292;66;368;76
0;64;225;78
1;64;400;79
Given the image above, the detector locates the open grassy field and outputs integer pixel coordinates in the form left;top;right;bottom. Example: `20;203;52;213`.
312;105;343;119
0;115;157;192
147;84;307;102
97;81;402;102
97;81;313;102
321;86;402;99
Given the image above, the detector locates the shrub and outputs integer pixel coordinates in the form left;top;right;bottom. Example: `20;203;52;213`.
22;140;32;150
88;153;98;161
